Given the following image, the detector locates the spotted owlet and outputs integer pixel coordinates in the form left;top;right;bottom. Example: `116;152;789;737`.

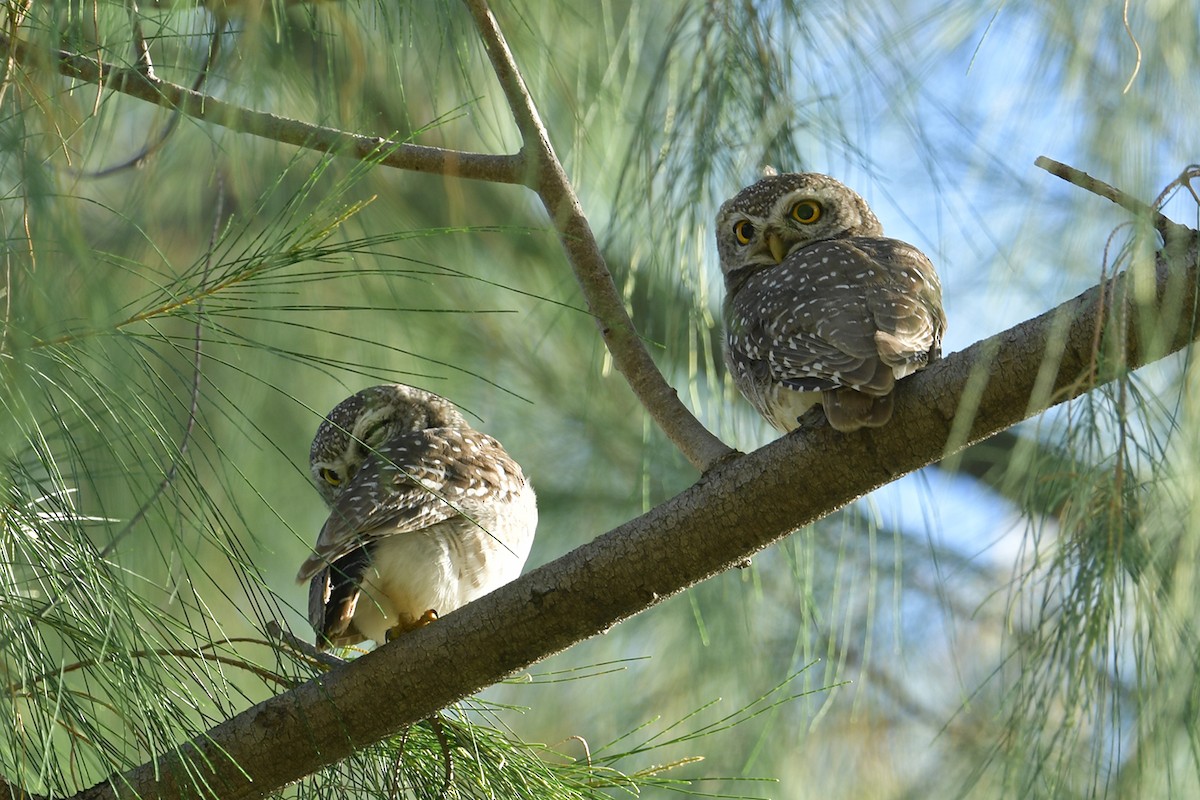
296;384;538;649
715;172;946;432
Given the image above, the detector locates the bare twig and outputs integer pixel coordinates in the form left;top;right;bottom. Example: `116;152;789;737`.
430;716;454;799
1035;156;1192;243
10;646;293;694
1119;0;1141;94
1153;164;1200;210
463;0;733;471
126;0;155;78
83;7;224;178
265;621;346;670
385;716;455;798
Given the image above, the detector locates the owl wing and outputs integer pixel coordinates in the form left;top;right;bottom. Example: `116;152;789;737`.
729;240;891;394
296;428;520;584
729;238;943;395
849;238;946;370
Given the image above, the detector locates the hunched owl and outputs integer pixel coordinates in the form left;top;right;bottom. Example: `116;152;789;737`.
715;172;946;432
296;384;537;650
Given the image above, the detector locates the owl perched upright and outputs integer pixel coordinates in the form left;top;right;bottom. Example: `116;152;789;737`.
715;172;946;433
296;384;537;650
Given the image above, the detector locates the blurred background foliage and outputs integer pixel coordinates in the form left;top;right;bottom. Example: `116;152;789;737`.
2;0;1200;797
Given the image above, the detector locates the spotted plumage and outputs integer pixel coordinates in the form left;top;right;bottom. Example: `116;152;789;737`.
297;384;537;649
715;172;946;432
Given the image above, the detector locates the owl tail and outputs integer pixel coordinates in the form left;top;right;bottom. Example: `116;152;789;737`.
308;551;370;650
821;388;893;432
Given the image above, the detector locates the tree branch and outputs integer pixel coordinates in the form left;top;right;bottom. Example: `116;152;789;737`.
1;774;47;800
0;9;735;472
0;34;524;184
1035;155;1192;242
462;0;733;471
74;212;1199;800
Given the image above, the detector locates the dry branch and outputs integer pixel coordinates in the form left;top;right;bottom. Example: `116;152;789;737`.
71;212;1198;800
1035;156;1191;241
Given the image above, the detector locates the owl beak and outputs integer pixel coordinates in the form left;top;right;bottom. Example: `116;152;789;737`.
766;231;786;264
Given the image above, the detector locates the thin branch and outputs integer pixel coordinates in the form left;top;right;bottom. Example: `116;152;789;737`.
266;621;346;671
81;6;223;178
1035;156;1190;241
0;16;731;471
0;33;524;185
1154;164;1200;209
10;647;294;694
72;209;1199;800
125;0;154;79
1119;0;1142;94
463;0;734;471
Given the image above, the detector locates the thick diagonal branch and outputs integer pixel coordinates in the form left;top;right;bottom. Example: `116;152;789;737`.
74;223;1198;800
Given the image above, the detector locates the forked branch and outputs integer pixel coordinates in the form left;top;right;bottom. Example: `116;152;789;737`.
0;0;733;471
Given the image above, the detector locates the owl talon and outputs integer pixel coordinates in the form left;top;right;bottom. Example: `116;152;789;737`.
796;407;826;429
384;609;440;643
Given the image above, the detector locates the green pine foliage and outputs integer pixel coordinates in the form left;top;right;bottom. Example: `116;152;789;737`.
1;0;1199;798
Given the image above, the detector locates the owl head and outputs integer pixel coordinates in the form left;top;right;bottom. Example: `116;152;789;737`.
309;384;467;505
715;172;883;291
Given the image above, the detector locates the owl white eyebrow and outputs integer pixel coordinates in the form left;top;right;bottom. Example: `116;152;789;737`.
772;190;817;213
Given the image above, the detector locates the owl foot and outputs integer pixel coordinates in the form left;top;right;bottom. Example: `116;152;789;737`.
385;609;440;642
794;406;828;429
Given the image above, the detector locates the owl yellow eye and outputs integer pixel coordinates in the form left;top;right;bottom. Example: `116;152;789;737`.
733;220;755;245
790;200;822;224
319;467;342;487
